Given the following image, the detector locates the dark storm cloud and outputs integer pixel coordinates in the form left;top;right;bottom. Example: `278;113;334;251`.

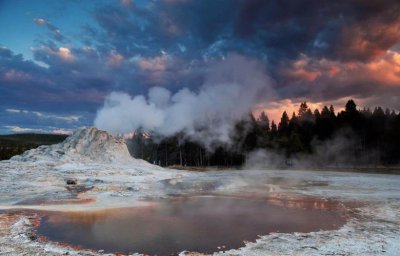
332;0;400;62
0;47;52;107
230;0;400;63
0;46;106;113
86;0;400;68
0;46;95;132
9;0;400;92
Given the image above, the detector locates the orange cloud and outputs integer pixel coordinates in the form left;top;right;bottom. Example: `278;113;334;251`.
328;66;340;77
107;50;124;67
364;51;400;85
281;55;321;81
337;19;400;61
58;47;75;62
33;46;75;62
283;50;400;87
254;100;321;123
253;99;347;124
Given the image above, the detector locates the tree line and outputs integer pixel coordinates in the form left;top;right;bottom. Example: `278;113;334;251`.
0;133;68;160
128;99;400;168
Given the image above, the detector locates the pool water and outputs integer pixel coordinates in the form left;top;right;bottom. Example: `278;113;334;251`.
37;196;347;255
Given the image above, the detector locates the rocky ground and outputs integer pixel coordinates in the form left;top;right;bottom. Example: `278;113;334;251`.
1;128;399;255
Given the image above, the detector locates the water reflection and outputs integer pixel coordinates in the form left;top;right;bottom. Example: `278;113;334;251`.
38;196;346;255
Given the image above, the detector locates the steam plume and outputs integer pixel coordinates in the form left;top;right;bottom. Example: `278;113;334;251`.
94;54;275;149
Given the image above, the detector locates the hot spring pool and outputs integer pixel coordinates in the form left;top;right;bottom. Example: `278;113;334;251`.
37;195;347;255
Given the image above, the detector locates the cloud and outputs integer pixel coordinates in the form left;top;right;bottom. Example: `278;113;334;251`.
3;69;32;82
49;128;73;135
254;99;322;123
120;0;133;7
33;18;67;43
137;54;169;72
32;46;75;63
275;50;400;111
34;18;47;26
3;125;73;134
0;46;106;115
0;107;90;135
3;0;400;133
333;1;400;62
57;47;75;62
5;108;82;123
280;55;322;82
107;50;124;67
4;125;44;133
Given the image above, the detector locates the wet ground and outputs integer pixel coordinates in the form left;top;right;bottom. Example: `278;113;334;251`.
1;166;400;255
36;195;347;255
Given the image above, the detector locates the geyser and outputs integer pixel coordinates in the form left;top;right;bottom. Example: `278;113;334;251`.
94;54;276;149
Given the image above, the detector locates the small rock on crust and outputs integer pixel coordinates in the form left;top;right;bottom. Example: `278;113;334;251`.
66;178;78;185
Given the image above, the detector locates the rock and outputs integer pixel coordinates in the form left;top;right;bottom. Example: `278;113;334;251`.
27;232;38;241
66;178;78;185
65;185;93;194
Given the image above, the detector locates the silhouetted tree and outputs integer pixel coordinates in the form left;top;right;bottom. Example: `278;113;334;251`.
257;111;270;132
278;111;289;135
270;121;278;138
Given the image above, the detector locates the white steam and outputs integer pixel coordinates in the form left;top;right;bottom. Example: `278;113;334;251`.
94;54;275;148
244;128;369;169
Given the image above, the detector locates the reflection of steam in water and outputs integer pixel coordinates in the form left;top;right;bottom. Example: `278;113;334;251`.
37;195;347;255
214;172;330;198
264;195;343;211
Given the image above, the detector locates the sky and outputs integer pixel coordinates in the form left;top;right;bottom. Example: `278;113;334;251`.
1;0;400;134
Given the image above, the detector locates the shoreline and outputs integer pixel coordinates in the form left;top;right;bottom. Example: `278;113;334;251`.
167;164;400;174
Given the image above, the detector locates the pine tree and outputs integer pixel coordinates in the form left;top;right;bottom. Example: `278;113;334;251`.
345;100;357;113
329;105;336;118
270;120;278;137
314;109;321;119
257;111;270;132
278;111;289;134
298;102;309;118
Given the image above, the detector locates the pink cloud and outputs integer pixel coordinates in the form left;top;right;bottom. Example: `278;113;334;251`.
282;50;400;87
120;0;132;6
137;55;169;72
253;98;347;124
337;19;400;61
33;46;75;62
58;47;75;62
107;50;124;67
3;69;31;82
33;18;47;26
281;55;322;82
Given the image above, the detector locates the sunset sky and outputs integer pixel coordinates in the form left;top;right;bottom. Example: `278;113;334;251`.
1;0;400;134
